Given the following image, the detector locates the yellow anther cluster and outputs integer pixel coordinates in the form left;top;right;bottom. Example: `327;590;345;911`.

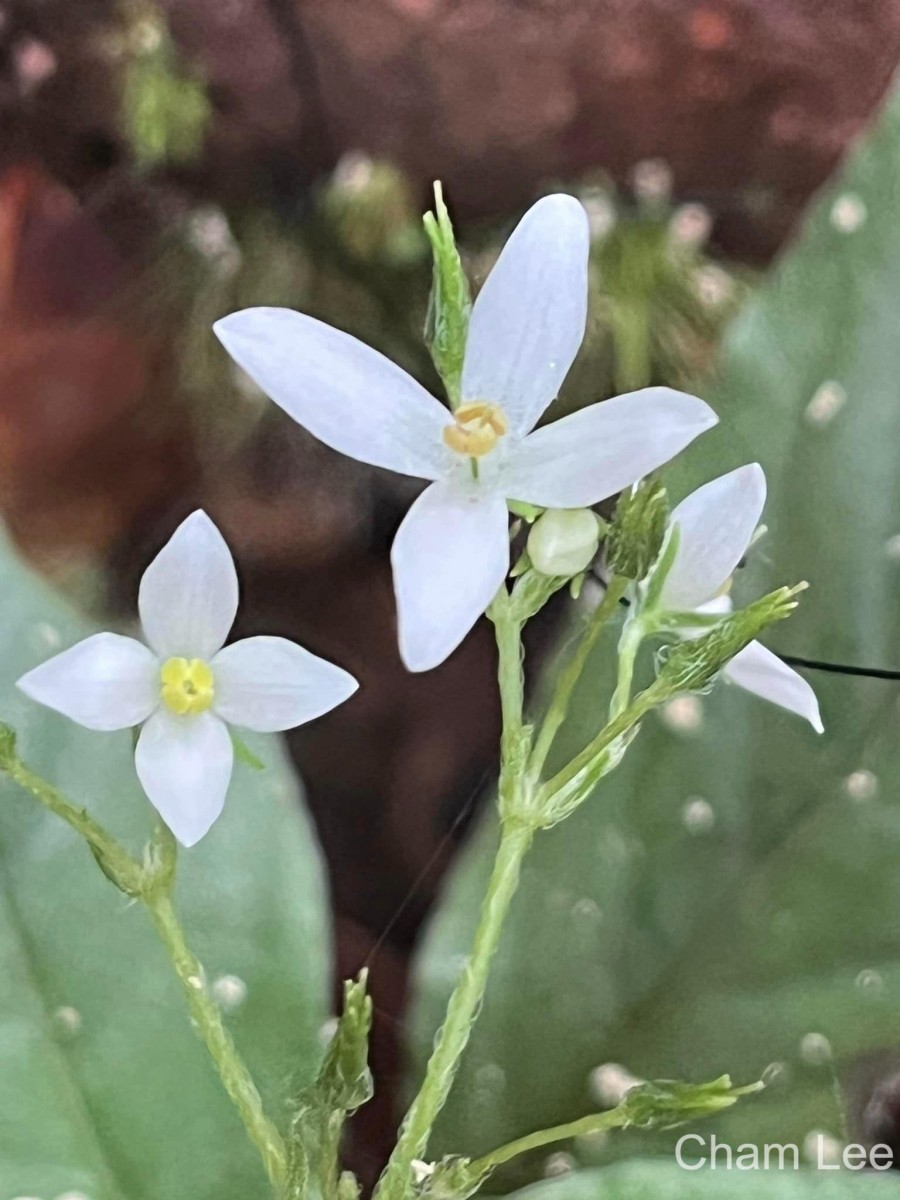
160;657;215;716
442;402;508;458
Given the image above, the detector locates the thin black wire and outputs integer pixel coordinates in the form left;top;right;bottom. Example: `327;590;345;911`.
780;654;900;681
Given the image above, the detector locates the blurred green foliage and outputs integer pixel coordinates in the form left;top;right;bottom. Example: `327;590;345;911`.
409;86;900;1191
0;532;330;1198
122;6;211;170
507;1162;900;1199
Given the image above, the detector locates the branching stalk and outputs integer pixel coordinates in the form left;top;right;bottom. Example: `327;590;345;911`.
0;749;288;1195
531;576;628;776
375;592;534;1200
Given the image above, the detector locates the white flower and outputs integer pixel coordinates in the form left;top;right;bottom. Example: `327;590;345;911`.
214;194;717;672
650;464;823;731
16;511;358;845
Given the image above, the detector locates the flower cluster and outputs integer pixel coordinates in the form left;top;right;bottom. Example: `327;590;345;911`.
15;192;821;846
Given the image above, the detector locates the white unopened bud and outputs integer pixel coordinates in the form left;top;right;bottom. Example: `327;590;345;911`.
527;509;601;578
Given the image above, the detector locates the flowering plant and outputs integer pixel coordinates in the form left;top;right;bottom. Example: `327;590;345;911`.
0;186;821;1200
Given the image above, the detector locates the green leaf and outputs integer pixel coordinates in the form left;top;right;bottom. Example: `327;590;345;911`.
406;86;900;1188
0;531;330;1198
424;182;472;406
507;1163;900;1200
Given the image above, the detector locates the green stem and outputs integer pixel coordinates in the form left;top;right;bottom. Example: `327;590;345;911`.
147;893;288;1191
608;613;644;720
2;756;144;894
0;750;287;1195
375;591;533;1200
469;1108;628;1177
539;679;662;806
377;822;533;1200
530;577;628;777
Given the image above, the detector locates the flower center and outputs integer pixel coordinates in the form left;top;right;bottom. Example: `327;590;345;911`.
442;402;508;459
160;656;215;716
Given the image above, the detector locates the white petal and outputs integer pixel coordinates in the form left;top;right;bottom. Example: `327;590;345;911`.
724;640;824;733
17;633;158;731
500;388;717;508
135;710;234;846
461;195;590;437
215;307;449;479
212;636;358;732
139;511;239;660
391;482;509;672
660;464;766;612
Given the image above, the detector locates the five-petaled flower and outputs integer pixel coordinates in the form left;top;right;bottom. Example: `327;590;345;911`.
16;511;358;845
214;194;718;672
647;463;823;731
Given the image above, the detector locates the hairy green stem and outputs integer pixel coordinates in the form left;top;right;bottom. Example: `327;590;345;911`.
608;613;644;720
147;894;288;1191
0;751;287;1194
539;680;662;805
375;593;533;1200
377;821;533;1200
2;756;144;893
469;1108;629;1177
530;576;628;777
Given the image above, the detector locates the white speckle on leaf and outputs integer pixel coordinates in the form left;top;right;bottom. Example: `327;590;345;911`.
855;968;884;994
830;194;867;233
844;769;878;802
590;1062;640;1107
212;973;248;1012
34;622;62;649
884;534;900;561
543;1152;576;1178
682;796;715;834
762;1060;790;1087
804;1131;842;1166
661;695;704;734
800;1032;832;1065
474;1062;507;1092
571;897;602;922
53;1005;82;1036
804;381;846;427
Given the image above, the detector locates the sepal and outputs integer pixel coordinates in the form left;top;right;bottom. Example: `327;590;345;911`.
654;583;806;696
607;478;668;582
424;182;471;407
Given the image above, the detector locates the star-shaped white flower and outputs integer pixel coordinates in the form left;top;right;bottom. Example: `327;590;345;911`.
214;194;717;672
16;511;358;845
650;463;823;731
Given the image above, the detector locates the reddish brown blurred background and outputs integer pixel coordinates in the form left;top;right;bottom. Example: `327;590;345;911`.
2;0;900;1180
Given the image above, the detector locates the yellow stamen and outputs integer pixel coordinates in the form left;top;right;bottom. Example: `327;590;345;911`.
160;657;215;716
442;402;508;459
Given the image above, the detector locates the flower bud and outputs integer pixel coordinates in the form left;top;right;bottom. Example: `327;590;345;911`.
527;509;601;578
